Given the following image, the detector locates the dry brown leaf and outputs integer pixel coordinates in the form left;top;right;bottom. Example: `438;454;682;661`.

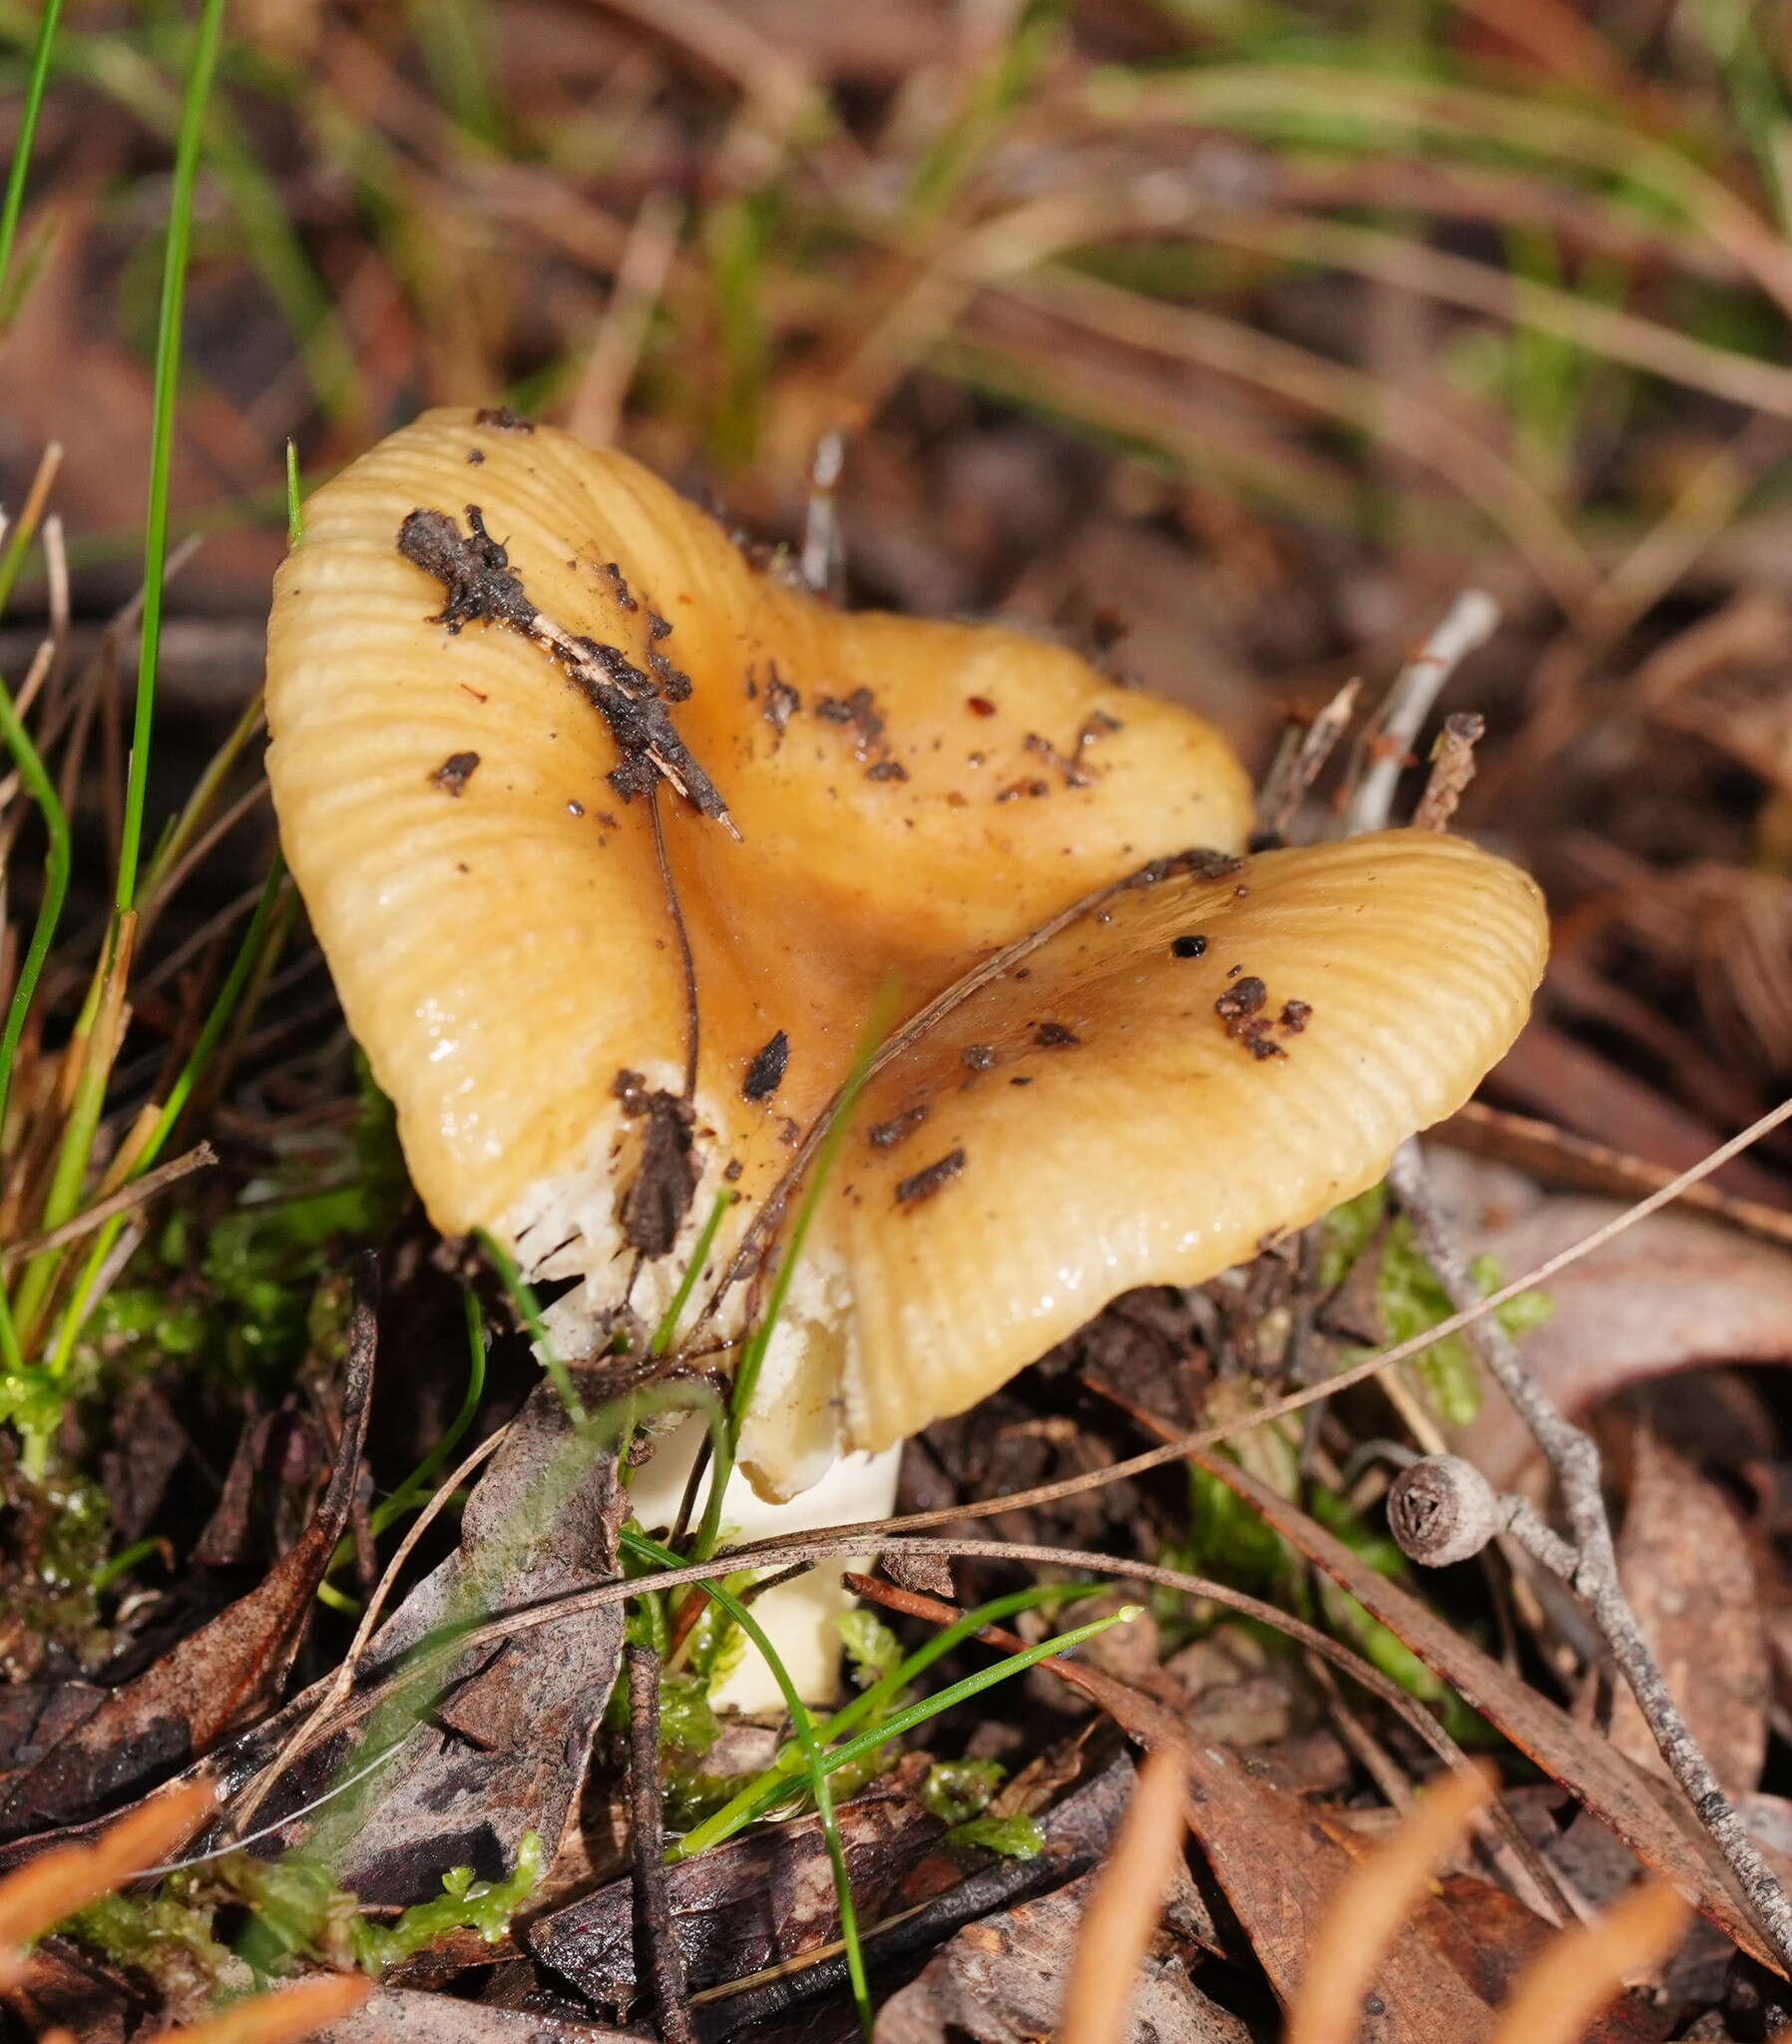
1284;1766;1489;2044
1197;1451;1783;1974
1454;1192;1792;1485
1609;1427;1768;1799
0;1289;375;1833
1174;1742;1509;2040
1485;1884;1687;2044
872;1866;1247;2044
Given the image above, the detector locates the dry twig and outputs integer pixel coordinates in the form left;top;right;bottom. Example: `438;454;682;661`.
1387;1138;1792;1972
1340;590;1498;833
626;1643;695;2044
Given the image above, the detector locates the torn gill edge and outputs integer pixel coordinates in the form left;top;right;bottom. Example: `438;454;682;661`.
396;504;738;838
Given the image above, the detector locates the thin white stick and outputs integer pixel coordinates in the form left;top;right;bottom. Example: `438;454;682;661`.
1341;590;1498;833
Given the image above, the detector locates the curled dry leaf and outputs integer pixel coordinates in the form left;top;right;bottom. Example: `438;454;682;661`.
266;410;1546;1497
314;1382;625;1906
528;1779;945;2009
0;1282;376;1833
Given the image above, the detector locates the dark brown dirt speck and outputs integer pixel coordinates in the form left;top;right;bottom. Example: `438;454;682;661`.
475;404;534;432
961;1044;997;1072
1215;977;1268;1025
429;751;480;795
763;669;800;741
896;1149;966;1207
869;1105;929;1149
1035;1021;1080;1047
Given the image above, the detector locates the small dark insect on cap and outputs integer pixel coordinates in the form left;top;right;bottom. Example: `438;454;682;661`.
1171;933;1207;959
742;1029;791;1103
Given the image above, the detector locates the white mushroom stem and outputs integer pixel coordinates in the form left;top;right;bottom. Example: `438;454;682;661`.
627;1416;904;1711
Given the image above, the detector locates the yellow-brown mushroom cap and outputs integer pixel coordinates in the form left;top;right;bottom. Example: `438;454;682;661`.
265;407;1546;1501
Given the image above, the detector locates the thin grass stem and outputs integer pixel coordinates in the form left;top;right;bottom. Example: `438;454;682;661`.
0;0;64;316
116;0;230;916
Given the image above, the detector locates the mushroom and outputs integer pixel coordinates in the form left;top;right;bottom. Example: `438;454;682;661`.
266;407;1547;1706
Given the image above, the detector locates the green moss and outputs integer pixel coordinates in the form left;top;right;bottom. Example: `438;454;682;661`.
1321;1186;1553;1426
66;1832;543;1993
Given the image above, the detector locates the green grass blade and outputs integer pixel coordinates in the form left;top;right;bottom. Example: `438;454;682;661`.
0;0;64;314
285;437;303;544
622;1527;874;2034
36;858;287;1413
478;1229;587;1422
650;1187;736;1356
0;680;70;1173
692;990;896;1563
372;1288;488;1532
116;0;230;916
669;1580;1091;1859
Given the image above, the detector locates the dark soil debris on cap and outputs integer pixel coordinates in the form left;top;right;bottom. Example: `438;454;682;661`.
1024;711;1121;789
1215;977;1268;1025
474;404;534;432
429;751;480;795
1128;847;1246;889
742;1029;790;1103
612;1069;697;1255
866;759;909;781
1034;1021;1080;1047
960;1044;997;1072
649;610;673;642
649;650;693;702
1239;1019;1286;1061
966;696;997;717
466;447;485;465
605;563;638;612
763;668;800;741
896;1148;966;1207
723;1158;743;1183
813;686;885;758
995;777;1051;801
398;505;538;635
869;1105;929;1149
1171;934;1207;959
1279;999;1312;1034
620;1091;697;1257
